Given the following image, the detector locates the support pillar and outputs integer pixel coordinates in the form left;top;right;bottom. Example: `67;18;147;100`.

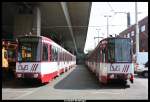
32;7;41;36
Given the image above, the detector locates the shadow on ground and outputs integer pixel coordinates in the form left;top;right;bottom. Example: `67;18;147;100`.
134;74;148;79
2;78;44;89
54;65;130;90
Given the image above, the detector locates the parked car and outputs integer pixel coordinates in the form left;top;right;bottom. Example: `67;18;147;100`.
134;52;148;78
135;61;148;78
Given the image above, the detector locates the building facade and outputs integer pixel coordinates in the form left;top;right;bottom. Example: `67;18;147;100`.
119;16;148;54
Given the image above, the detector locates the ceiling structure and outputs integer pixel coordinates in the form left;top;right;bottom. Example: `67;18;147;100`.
2;2;92;54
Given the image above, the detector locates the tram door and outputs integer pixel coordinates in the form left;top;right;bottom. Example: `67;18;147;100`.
2;47;8;68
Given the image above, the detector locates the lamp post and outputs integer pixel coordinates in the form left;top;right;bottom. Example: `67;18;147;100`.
135;2;139;59
131;39;133;61
96;28;101;43
94;36;104;48
104;15;112;37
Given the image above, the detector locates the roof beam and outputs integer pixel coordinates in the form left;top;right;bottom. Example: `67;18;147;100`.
60;2;78;54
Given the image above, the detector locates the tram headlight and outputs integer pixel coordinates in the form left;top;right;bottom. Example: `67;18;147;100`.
127;74;131;79
109;74;114;79
2;41;5;45
34;74;38;78
17;74;22;78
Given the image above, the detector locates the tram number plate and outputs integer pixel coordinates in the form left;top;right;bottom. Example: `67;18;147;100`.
18;64;28;70
110;64;130;72
18;64;38;71
110;64;120;71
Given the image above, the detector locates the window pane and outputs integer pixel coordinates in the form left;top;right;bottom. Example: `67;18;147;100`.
52;46;57;61
124;35;126;38
141;25;145;32
52;46;54;61
131;31;134;36
42;44;48;61
49;45;51;61
53;47;58;61
108;39;115;62
115;39;131;62
127;33;130;38
18;38;41;62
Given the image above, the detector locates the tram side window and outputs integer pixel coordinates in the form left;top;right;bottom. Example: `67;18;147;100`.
52;46;58;62
62;50;63;61
108;40;115;63
49;45;51;61
51;46;54;61
55;47;58;61
59;49;61;61
60;51;61;61
60;49;62;61
100;48;102;62
64;53;66;61
57;48;60;61
64;52;66;62
42;44;48;61
66;54;68;62
102;48;106;63
97;47;100;62
62;51;64;62
65;53;67;61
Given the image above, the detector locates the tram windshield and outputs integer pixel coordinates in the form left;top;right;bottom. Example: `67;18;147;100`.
108;38;131;62
17;37;42;62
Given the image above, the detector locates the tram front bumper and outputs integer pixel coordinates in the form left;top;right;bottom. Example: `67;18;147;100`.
108;73;131;80
16;73;41;79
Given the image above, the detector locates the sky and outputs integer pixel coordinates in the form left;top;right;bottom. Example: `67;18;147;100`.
84;2;148;54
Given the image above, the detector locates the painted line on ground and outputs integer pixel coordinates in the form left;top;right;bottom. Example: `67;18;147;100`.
12;86;44;99
91;91;121;94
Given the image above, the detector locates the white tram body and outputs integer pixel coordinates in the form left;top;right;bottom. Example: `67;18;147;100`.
16;35;76;83
86;37;134;84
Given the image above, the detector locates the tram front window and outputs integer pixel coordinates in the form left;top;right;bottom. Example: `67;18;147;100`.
108;38;131;63
18;38;41;62
115;39;131;62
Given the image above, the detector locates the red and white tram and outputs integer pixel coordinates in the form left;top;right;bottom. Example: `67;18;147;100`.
85;37;134;85
16;35;76;83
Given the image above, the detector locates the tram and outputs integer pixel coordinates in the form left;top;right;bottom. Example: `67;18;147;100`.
85;37;134;84
16;35;76;83
2;39;17;78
